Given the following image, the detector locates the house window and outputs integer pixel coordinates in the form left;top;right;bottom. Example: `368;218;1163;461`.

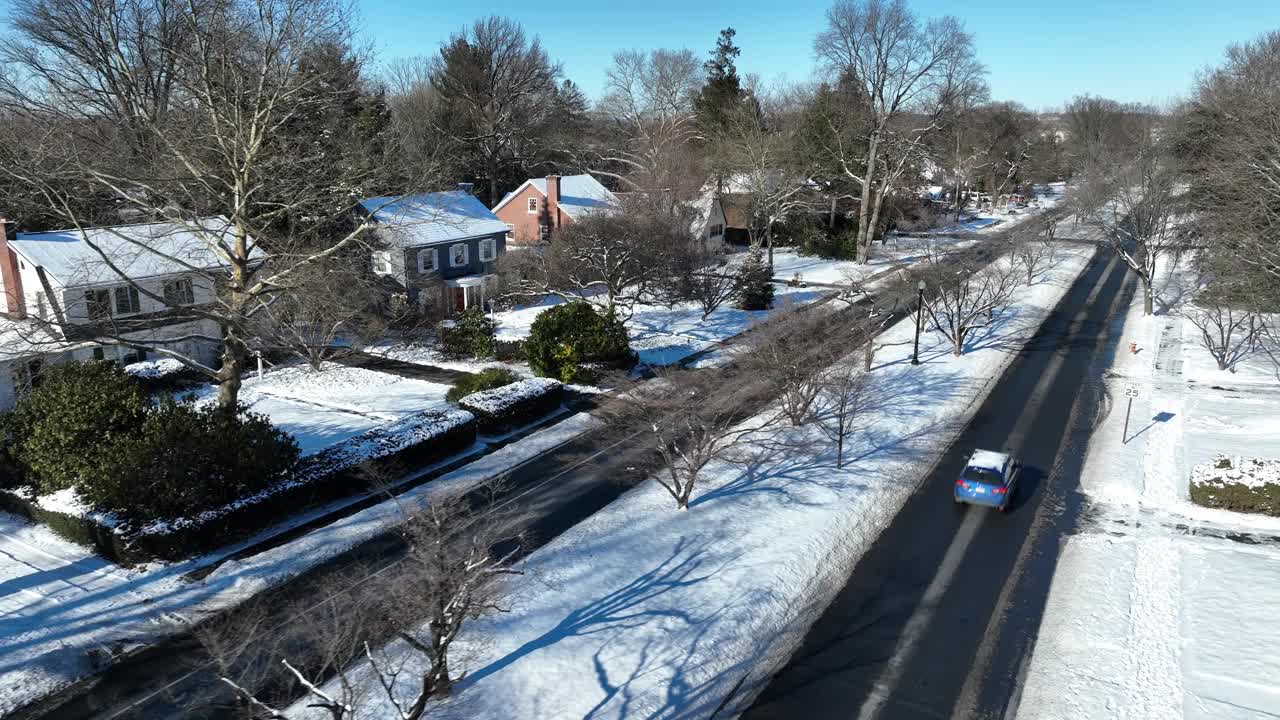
85;288;111;321
540;224;551;242
92;347;105;361
114;285;140;315
479;238;497;262
450;243;469;267
417;248;438;274
527;197;538;214
163;278;194;306
373;251;393;275
710;223;724;238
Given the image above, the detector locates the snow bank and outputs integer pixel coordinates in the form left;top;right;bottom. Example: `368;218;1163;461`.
1191;456;1280;491
124;357;187;379
290;245;1097;720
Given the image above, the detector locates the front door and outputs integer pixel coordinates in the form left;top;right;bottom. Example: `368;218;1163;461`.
452;287;466;312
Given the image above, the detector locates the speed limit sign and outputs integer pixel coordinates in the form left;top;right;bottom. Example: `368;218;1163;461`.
1123;385;1140;399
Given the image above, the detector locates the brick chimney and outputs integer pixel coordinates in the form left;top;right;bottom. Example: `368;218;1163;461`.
0;219;25;318
545;175;561;231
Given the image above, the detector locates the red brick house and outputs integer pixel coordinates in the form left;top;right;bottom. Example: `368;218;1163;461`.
492;174;619;245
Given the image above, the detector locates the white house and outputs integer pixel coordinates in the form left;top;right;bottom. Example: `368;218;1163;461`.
0;216;253;408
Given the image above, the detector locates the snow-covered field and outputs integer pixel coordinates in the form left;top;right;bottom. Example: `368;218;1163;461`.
1018;255;1280;720
290;244;1097;720
190;362;454;455
0;413;599;717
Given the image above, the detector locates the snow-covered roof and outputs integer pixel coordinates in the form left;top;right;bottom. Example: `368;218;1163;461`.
360;191;509;247
12;217;255;288
968;449;1010;473
0;317;87;361
495;175;619;219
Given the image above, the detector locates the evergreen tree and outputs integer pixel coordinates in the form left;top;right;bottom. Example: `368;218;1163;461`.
695;28;746;136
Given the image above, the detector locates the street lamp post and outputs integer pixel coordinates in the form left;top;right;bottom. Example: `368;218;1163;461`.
912;280;926;365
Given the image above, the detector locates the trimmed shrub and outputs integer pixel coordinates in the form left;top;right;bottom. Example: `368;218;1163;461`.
525;301;635;383
81;398;300;524
458;378;563;434
494;339;526;362
446;367;521;403
10;362;146;494
736;248;775;311
1189;455;1280;516
439;307;497;359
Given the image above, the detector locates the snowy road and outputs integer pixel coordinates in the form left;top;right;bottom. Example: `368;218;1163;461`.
742;250;1136;719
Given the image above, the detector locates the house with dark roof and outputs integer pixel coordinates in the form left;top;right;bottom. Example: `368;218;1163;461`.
357;188;508;317
0;215;255;408
492;174;619;245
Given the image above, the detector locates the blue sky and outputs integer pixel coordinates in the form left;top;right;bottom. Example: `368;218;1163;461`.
358;0;1280;110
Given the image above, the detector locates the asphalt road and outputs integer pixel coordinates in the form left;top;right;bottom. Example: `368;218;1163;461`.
741;248;1136;720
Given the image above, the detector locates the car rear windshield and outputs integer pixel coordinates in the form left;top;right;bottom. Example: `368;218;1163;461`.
962;466;1005;485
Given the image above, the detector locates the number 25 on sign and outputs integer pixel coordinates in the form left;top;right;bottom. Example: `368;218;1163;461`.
1122;385;1139;442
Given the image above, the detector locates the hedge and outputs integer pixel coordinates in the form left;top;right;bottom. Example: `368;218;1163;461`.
458;377;564;435
1189;455;1280;517
2;408;478;565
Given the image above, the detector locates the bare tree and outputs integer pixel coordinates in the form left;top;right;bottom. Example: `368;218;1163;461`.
0;0;192;162
686;262;740;321
715;91;814;269
1;0;438;408
205;487;521;718
595;48;704;208
815;0;984;262
1180;299;1265;373
608;367;782;509
917;250;1020;356
816;352;869;469
1077;127;1186;315
1013;231;1057;285
517;206;686;320
1180;31;1280;288
743;309;833;425
249;258;395;371
429;16;560;206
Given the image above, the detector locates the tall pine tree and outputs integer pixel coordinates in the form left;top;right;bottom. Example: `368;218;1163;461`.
694;28;746;137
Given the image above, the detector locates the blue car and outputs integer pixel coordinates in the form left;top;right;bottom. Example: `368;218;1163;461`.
954;449;1020;512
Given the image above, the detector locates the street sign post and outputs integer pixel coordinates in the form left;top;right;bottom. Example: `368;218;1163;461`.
1122;385;1139;443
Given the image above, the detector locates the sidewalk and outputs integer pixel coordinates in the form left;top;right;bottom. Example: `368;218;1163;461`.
1018;258;1280;720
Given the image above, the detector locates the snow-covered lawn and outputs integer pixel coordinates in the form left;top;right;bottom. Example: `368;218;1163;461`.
0;412;599;717
289;244;1097;720
1019;254;1280;720
190;362;455;455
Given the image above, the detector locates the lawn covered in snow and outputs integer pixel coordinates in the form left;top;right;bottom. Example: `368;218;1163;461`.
290;244;1097;720
189;362;455;456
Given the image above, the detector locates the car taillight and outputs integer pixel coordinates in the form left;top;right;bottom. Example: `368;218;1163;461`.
956;479;967;488
993;486;1007;495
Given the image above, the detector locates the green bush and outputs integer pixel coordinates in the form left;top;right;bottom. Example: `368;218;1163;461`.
10;362;146;494
494;339;526;362
736;248;775;311
439;307;496;359
446;367;521;402
81;398;299;524
1190;481;1280;516
525;301;635;383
